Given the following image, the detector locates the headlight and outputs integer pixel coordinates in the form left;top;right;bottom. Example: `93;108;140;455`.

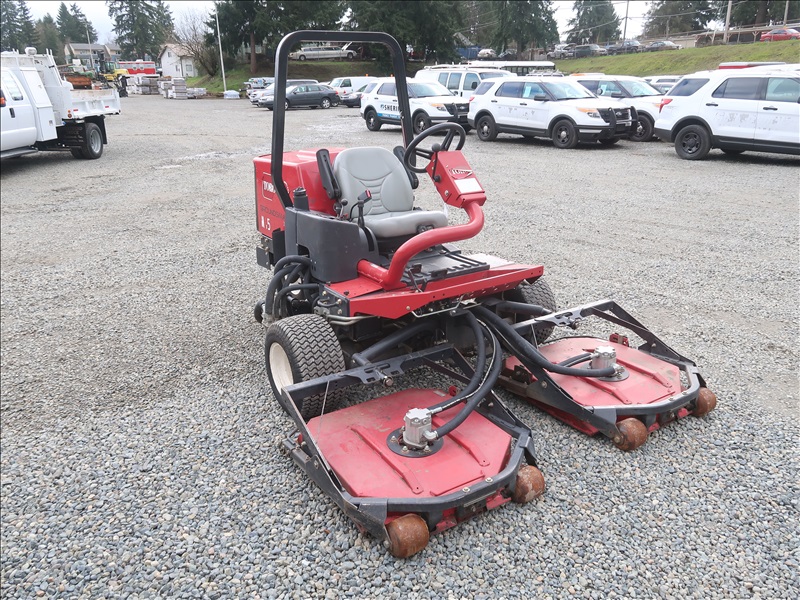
577;107;601;118
429;103;448;112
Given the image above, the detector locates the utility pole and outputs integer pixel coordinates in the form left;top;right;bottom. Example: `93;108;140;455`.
622;0;629;41
785;0;791;25
86;26;95;73
724;0;733;44
215;10;227;92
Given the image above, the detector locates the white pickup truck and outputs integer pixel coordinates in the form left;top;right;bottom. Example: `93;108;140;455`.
1;48;120;160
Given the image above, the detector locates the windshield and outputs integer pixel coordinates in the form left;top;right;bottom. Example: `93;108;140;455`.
330;78;343;87
409;81;453;97
619;80;663;97
542;80;595;100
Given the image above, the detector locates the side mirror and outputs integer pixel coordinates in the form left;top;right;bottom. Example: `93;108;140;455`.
471;81;478;90
534;94;548;102
611;92;625;99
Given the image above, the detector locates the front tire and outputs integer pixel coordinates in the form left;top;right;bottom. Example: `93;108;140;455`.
476;114;497;141
552;119;578;149
503;278;557;345
265;314;346;420
364;109;382;131
674;124;711;160
412;112;431;134
630;115;654;142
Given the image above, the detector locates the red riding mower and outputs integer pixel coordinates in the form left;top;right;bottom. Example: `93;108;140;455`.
254;31;716;558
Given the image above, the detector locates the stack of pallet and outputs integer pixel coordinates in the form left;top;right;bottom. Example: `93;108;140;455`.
158;79;173;98
186;87;207;99
130;74;158;95
168;78;187;99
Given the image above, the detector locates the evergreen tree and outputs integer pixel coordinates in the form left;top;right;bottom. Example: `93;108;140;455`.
107;0;173;59
17;1;38;48
36;13;64;61
642;1;715;37
0;0;22;50
711;0;799;27
348;0;465;64
69;3;97;43
566;0;621;44
492;1;559;55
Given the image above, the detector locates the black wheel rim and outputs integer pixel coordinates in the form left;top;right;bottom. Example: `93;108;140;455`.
681;133;699;154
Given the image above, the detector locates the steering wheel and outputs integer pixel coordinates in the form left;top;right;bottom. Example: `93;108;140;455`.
404;122;466;174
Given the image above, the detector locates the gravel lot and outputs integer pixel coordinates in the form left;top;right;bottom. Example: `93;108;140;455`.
2;95;798;599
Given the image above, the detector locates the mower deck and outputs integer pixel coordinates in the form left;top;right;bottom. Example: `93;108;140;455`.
307;388;512;499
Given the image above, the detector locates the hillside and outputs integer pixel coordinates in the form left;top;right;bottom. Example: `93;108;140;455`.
187;40;800;93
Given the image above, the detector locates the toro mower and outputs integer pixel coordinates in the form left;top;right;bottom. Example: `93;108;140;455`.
254;31;716;557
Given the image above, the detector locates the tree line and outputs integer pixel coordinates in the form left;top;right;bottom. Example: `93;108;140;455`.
1;1;797;72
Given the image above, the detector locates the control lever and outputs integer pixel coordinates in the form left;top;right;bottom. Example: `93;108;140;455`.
354;189;371;228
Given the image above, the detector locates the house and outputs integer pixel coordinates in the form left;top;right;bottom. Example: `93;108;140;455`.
158;44;195;78
64;42;122;67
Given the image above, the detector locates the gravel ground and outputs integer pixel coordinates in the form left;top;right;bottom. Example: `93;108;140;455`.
2;95;798;599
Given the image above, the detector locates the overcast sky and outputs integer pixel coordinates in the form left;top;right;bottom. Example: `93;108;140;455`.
27;0;651;46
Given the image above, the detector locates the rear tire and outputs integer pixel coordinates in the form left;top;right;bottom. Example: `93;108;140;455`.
552;119;578;149
674;124;711;160
321;97;331;109
265;314;346;420
476;115;497;141
74;122;103;159
365;109;382;131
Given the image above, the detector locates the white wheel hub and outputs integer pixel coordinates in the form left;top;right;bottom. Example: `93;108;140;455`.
269;343;294;391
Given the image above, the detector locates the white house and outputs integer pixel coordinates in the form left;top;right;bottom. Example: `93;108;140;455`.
158;44;195;78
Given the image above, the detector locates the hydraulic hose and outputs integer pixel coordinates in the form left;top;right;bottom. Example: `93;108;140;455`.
474;305;616;378
428;312;488;413
559;352;592;367
351;320;438;366
265;256;311;318
492;300;551;317
430;325;503;440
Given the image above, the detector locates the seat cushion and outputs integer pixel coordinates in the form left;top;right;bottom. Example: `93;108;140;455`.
364;211;448;238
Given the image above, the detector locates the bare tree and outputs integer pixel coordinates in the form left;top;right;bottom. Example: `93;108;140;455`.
174;7;218;77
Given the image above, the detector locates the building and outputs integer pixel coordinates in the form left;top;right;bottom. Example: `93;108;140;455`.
64;42;122;68
158;44;195;78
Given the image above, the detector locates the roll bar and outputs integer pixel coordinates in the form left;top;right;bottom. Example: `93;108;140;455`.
271;31;412;209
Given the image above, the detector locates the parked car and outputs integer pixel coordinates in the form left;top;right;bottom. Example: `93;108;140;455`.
414;66;514;97
569;74;664;141
328;76;376;97
259;83;340;110
249;79;318;104
654;65;800;159
645;41;682;51
288;43;356;61
643;75;682;94
547;44;575;59
607;40;643;55
760;28;800;41
468;76;636;148
573;44;607;58
360;77;470;133
341;82;378;108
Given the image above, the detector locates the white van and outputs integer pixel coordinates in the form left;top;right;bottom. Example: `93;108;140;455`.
328;76;376;97
414;66;514;97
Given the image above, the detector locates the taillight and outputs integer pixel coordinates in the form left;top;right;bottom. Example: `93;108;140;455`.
658;98;673;113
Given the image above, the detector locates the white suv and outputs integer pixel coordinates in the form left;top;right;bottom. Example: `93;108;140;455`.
468;76;637;148
654;65;800;159
569;74;664;141
360;77;470;134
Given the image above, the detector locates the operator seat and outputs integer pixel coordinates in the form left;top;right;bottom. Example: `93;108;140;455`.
333;147;448;240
